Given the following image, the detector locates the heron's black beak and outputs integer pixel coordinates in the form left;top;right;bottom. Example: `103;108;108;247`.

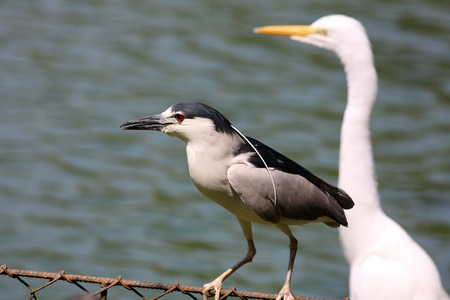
120;114;171;131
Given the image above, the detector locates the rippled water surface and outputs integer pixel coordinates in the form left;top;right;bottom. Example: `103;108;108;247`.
1;1;449;299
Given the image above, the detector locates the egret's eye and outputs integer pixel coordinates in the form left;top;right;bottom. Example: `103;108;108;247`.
174;114;184;122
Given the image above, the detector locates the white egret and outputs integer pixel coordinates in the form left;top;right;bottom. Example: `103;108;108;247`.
255;14;449;300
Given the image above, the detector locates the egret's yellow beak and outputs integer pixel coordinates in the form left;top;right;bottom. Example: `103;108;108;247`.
254;25;326;37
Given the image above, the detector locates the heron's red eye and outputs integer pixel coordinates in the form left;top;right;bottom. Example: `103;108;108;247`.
174;114;184;122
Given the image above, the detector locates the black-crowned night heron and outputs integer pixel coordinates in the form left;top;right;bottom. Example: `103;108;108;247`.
121;101;354;300
255;14;449;300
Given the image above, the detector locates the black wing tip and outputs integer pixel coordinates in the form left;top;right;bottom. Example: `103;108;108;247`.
336;189;355;210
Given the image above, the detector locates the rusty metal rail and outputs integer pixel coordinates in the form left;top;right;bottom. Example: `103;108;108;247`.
0;264;341;300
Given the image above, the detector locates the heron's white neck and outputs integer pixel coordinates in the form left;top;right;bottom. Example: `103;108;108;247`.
337;46;383;261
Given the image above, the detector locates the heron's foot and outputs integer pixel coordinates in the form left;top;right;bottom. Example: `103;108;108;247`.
275;284;295;300
202;278;223;300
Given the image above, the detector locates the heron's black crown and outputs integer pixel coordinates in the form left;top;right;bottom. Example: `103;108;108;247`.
172;102;235;135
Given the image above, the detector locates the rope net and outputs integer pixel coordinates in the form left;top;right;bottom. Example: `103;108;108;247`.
0;264;344;300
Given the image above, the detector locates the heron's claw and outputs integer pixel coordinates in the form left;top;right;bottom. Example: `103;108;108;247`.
202;279;223;300
275;284;295;300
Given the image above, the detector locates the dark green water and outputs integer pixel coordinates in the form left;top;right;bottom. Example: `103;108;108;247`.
1;1;449;299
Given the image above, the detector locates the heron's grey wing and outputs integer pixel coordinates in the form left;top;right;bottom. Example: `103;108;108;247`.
228;164;348;225
228;164;281;223
273;171;347;225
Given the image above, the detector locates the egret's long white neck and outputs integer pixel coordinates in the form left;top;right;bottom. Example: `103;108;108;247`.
337;42;382;261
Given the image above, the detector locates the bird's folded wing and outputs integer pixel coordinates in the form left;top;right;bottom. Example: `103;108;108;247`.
228;164;281;223
228;164;342;224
